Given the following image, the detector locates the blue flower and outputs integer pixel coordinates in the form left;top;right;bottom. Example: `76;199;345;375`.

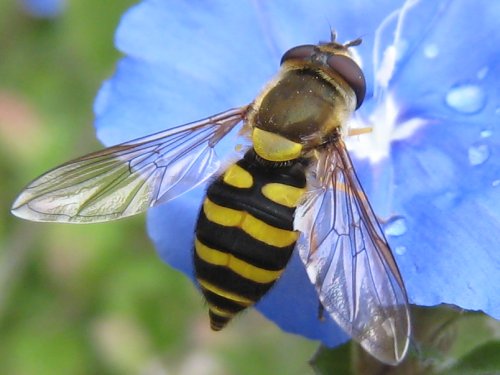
94;0;500;347
19;0;65;18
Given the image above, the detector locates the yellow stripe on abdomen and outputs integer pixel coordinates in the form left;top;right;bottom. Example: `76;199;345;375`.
223;164;253;188
203;199;243;226
195;238;283;283
203;198;298;247
261;183;305;208
241;214;298;247
208;304;234;318
198;278;253;306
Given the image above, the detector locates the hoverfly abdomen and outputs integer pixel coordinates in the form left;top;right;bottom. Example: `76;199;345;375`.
194;149;306;330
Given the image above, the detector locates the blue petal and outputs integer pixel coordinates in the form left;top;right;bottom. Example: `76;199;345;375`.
350;0;500;317
147;188;203;277
389;0;499;123
113;0;404;104
95;0;404;344
94;0;500;346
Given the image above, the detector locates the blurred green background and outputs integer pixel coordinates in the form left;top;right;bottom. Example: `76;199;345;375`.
0;1;317;374
3;1;500;375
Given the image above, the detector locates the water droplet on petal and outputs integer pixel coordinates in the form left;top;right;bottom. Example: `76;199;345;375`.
423;43;439;58
433;191;460;210
446;84;487;114
385;216;407;236
480;130;492;138
477;66;489;80
492;179;500;188
468;143;490;166
395;246;407;255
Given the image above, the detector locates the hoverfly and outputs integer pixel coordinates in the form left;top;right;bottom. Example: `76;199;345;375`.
12;32;410;365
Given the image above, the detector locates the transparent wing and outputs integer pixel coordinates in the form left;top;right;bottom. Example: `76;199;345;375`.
295;140;410;365
12;106;250;223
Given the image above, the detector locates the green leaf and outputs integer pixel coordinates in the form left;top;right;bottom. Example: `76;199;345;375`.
310;342;352;375
439;341;500;375
309;306;500;375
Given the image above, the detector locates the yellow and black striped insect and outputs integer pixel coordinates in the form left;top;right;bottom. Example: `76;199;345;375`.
11;33;410;365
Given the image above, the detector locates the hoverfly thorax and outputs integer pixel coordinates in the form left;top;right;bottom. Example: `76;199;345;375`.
248;35;366;163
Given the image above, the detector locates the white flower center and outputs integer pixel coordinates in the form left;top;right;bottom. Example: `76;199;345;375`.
347;93;426;163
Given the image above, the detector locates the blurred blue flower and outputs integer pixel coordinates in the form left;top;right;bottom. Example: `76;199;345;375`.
93;0;500;347
19;0;65;18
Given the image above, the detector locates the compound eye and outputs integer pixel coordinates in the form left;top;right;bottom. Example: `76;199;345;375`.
280;44;316;65
327;54;366;109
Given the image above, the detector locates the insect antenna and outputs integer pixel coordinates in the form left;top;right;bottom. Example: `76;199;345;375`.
344;38;363;48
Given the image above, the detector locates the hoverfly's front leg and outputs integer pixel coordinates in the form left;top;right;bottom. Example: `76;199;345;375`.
348;126;372;136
